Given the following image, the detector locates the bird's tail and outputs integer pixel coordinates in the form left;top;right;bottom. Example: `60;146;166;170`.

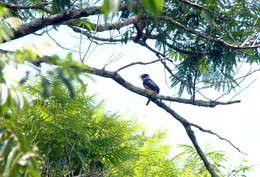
146;99;151;105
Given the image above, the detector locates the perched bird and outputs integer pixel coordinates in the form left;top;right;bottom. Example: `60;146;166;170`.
140;74;160;105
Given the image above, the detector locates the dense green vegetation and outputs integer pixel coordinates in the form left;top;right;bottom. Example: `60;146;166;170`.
0;80;250;177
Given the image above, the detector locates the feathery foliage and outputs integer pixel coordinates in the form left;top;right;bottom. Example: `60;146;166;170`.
6;80;175;176
0;75;252;177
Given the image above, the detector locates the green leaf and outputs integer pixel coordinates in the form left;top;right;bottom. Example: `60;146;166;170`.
52;0;71;13
41;76;51;98
102;0;120;20
178;83;185;97
0;136;12;157
0;6;10;16
102;0;110;20
0;129;41;177
141;0;164;15
3;146;21;177
0;23;13;42
12;91;24;110
57;69;75;98
75;20;94;31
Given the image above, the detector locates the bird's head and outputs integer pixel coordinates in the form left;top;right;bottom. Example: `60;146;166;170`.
140;74;149;80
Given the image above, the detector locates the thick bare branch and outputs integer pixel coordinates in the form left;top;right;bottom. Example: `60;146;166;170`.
24;51;241;108
66;15;141;32
83;65;221;177
0;48;245;176
70;26;132;43
81;65;241;144
0;2;50;10
161;95;240;107
6;4;126;42
11;6;102;41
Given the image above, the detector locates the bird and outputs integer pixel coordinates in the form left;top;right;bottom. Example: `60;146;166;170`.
140;74;160;105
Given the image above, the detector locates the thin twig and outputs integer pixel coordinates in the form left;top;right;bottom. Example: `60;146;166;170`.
46;31;79;53
230;78;257;101
178;0;257;27
189;123;247;155
116;58;163;72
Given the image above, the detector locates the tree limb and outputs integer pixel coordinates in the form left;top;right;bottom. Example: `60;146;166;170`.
165;41;209;55
12;49;238;108
156;16;260;49
65;15;141;32
70;26;134;43
5;4;259;51
115;58;168;72
0;48;245;176
71;14;260;50
11;6;102;41
0;1;51;13
83;65;221;177
5;4;126;42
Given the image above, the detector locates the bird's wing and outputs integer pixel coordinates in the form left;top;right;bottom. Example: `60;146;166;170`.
143;79;160;93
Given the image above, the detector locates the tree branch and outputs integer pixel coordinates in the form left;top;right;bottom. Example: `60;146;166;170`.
7;4;259;51
6;4;127;42
65;15;141;32
115;58;168;72
1;49;244;176
155;16;260;49
39;55;240;107
70;26;133;43
154;94;240;107
71;14;259;51
0;2;50;10
178;0;257;27
82;65;221;177
190;122;247;155
1;47;240;108
165;41;208;55
81;65;241;144
11;6;101;41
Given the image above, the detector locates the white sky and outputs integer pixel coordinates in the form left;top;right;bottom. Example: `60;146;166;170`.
1;26;260;176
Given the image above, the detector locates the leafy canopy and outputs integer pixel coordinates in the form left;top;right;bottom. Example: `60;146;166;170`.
0;0;258;98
